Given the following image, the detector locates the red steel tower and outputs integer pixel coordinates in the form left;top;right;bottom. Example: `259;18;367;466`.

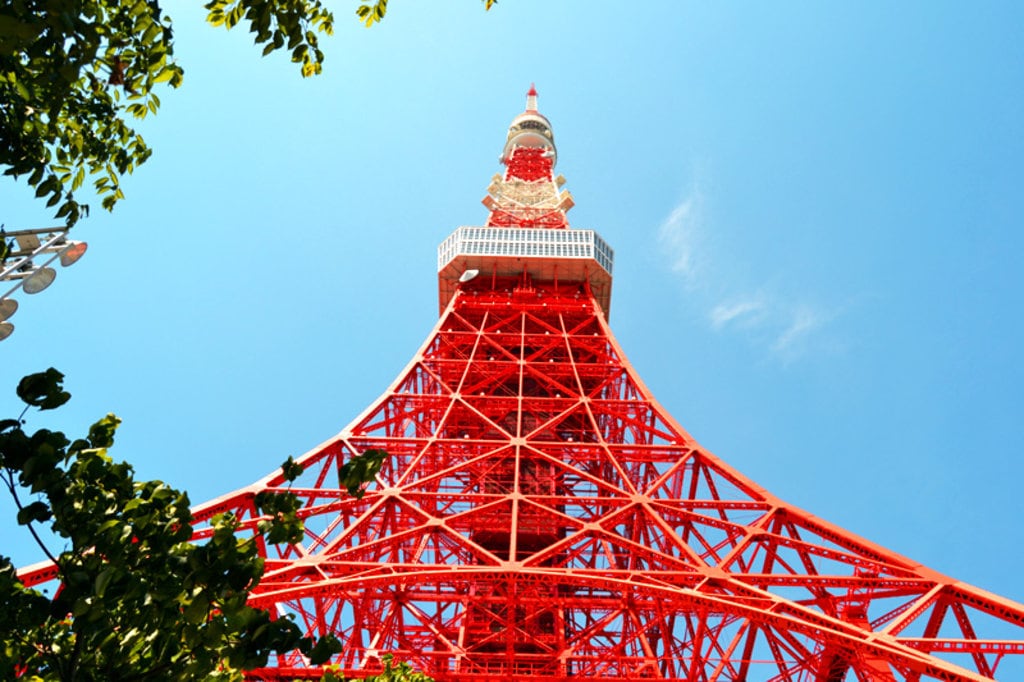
68;89;1024;679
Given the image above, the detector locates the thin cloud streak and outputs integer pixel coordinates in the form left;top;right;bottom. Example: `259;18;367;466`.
710;299;766;329
657;190;835;362
772;307;822;355
657;195;702;285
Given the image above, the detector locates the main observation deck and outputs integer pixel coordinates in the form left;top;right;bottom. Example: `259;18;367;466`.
437;225;614;317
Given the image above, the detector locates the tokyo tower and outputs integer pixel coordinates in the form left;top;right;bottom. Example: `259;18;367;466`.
65;89;1024;679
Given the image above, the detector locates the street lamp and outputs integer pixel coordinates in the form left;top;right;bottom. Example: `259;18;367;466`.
0;227;88;341
0;298;16;321
22;266;58;294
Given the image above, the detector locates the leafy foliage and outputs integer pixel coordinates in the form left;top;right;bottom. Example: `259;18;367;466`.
0;1;183;225
0;369;344;680
2;0;497;227
321;654;434;682
356;0;495;28
15;368;71;411
338;448;387;499
204;0;335;77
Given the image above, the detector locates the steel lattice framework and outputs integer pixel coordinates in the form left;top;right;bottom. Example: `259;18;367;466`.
23;88;1024;680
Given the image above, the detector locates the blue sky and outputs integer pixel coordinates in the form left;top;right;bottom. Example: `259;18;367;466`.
2;0;1022;640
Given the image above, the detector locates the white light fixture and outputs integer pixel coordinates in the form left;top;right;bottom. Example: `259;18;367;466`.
0;227;90;340
459;269;480;283
59;240;87;267
0;298;16;321
23;266;56;294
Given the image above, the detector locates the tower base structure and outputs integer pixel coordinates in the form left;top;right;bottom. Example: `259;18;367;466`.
189;278;1024;681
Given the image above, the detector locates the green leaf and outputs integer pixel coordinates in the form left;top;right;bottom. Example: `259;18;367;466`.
338;448;387;499
0;15;38;43
153;67;175;83
142;23;160;44
0;418;21;432
94;567;116;597
320;669;344;682
281;456;303;483
129;0;149;19
16;368;71;410
87;414;122;448
16;500;51;525
183;595;210;624
307;633;343;665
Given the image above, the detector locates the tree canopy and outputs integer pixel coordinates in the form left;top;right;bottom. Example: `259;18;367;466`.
0;368;346;680
0;0;495;227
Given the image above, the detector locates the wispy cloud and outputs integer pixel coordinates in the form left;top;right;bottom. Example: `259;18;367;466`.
710;298;766;330
772;307;822;357
656;185;837;362
657;194;702;285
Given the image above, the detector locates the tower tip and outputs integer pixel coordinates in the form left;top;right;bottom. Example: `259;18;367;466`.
502;84;555;168
525;84;538;112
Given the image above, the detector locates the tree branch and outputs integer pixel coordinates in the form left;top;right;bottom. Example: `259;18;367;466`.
2;468;65;581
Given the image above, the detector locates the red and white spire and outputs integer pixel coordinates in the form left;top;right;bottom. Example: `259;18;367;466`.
481;85;574;232
525;82;538;112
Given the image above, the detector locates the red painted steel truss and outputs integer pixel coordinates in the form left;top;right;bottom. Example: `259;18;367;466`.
186;281;1024;681
19;92;1024;681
